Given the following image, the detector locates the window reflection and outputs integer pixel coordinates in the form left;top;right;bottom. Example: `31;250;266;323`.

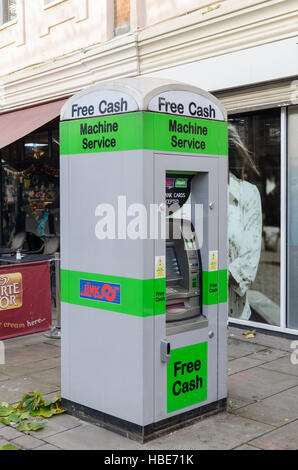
24;132;49;160
228;109;281;326
0;120;60;246
287;106;298;329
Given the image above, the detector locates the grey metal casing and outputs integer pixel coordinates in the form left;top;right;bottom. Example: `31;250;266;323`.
60;77;228;432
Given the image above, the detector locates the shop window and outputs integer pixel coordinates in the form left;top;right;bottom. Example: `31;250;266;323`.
228;109;281;326
287;106;298;329
0;0;16;25
114;0;130;36
0;119;60;246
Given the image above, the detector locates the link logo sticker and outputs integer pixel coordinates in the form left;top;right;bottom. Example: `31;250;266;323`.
166;178;175;189
80;280;121;305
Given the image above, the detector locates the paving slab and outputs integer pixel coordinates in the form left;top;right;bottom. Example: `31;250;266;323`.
0;358;60;378
27;414;81;439
0;438;11;448
229;327;295;353
259;355;298;377
233;385;298;427
45;413;272;451
3;347;60;368
228;357;264;376
11;434;45;450
3;348;51;367
143;413;273;450
228;366;298;403
1;325;298;450
33;444;60;450
44;423;143;450
0;374;12;383
0;376;60;404
28;368;61;388
43;339;61;349
227;338;265;359
247;348;289;363
22;343;61;358
48;413;81;429
3;334;48;350
227;396;256;411
0;426;23;441
234;444;261;450
249;420;298;450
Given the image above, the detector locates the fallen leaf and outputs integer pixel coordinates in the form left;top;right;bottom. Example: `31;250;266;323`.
242;329;256;339
17;421;46;432
0;444;20;451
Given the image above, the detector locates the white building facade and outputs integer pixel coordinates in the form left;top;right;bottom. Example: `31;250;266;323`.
0;0;298;334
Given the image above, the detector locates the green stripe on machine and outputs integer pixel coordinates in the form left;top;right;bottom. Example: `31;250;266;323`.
61;269;166;318
60;112;228;157
61;268;227;316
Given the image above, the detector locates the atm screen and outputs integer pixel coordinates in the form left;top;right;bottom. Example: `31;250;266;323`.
166;246;182;280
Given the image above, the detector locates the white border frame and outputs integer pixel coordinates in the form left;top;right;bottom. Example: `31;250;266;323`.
280;106;287;329
228;106;297;335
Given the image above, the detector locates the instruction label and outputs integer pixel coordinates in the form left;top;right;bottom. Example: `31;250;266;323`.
209;251;218;272
155;256;165;279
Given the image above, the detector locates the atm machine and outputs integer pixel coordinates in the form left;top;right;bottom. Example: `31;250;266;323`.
60;77;228;443
166;217;203;329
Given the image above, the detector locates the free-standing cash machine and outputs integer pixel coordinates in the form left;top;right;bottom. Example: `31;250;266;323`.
60;77;228;442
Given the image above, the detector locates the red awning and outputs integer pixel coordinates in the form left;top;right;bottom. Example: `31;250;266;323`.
0;99;67;149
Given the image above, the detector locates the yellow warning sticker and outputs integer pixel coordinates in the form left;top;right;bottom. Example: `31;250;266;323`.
209;251;218;272
155;256;165;279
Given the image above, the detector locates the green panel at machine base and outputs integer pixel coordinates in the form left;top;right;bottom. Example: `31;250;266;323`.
167;342;208;414
60;112;228;156
61;269;227;317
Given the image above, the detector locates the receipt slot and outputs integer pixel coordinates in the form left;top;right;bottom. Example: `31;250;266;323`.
60;77;228;442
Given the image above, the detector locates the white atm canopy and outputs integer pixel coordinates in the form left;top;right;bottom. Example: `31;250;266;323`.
60;77;227;122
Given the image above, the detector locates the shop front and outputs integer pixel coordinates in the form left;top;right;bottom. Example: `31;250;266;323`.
0;101;65;245
0;84;298;337
217;88;297;335
228;108;281;328
145;34;298;335
0;99;66;339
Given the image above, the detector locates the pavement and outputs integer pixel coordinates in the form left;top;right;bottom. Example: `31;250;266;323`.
0;326;298;450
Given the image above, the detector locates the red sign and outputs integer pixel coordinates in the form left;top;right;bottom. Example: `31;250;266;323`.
0;261;52;340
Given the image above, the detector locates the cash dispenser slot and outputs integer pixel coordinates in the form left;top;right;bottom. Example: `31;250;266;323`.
166;218;207;334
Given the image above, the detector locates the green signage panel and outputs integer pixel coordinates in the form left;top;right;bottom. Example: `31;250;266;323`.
202;269;228;306
149;113;228;156
61;269;226;313
60;112;228;156
167;342;208;414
